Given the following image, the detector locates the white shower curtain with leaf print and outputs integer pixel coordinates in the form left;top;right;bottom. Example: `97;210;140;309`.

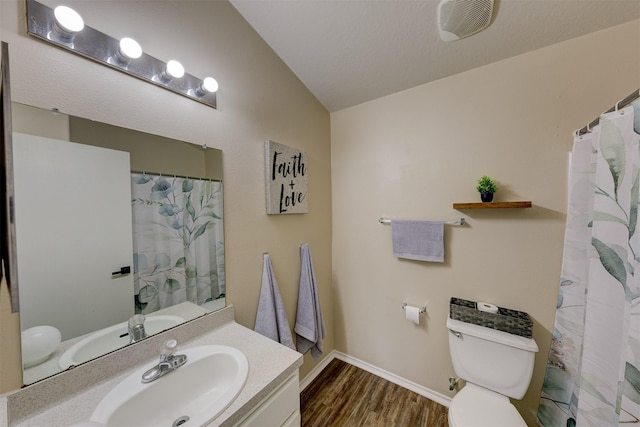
538;99;640;426
131;173;225;314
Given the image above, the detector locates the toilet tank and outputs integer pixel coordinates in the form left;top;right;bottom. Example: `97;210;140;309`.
447;316;538;400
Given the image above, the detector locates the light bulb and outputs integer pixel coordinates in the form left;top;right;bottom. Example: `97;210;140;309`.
53;6;84;41
194;77;218;96
165;60;185;79
202;77;218;93
118;37;142;60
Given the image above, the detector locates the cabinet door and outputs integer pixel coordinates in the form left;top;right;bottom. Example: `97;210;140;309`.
13;132;134;340
237;372;300;427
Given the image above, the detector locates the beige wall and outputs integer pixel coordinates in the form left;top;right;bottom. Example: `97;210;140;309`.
331;19;640;426
0;0;332;392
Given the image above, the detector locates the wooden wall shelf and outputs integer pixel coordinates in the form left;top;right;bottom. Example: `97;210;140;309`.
453;201;532;209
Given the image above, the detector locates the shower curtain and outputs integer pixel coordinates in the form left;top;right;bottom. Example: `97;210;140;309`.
131;173;225;314
538;99;640;426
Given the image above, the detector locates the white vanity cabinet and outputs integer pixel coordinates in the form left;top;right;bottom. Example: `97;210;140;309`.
233;371;301;427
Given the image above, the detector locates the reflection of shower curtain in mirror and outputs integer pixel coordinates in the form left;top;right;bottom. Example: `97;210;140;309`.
131;173;225;314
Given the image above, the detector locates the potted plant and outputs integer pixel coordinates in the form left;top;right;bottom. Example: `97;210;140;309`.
476;176;498;202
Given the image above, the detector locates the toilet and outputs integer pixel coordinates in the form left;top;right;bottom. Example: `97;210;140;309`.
446;313;538;427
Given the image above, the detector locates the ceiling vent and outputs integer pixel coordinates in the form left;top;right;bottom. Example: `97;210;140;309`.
437;0;494;41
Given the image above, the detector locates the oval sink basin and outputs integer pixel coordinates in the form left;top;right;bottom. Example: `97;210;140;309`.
59;315;184;369
90;345;249;427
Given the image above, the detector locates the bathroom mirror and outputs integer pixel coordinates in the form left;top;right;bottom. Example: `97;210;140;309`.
11;102;225;384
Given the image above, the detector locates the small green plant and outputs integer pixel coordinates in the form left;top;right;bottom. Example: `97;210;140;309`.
476;176;498;194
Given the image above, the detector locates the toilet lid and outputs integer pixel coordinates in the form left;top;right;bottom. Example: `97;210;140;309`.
448;385;527;427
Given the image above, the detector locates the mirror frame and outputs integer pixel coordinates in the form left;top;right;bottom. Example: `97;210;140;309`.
1;41;20;314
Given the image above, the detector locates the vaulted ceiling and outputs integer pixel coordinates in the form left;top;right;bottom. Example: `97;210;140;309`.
230;0;640;112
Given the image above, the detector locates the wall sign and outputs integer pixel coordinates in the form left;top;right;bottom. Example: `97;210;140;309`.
265;140;308;214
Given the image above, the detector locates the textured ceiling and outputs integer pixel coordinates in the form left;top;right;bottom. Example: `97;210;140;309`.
230;0;640;112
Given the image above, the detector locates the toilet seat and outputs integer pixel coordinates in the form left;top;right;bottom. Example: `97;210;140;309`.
448;383;527;427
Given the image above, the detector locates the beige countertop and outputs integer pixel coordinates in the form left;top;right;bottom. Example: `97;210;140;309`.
1;305;303;427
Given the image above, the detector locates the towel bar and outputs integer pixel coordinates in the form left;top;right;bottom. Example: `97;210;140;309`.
379;217;465;225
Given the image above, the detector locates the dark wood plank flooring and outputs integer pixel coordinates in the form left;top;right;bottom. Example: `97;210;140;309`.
301;359;449;427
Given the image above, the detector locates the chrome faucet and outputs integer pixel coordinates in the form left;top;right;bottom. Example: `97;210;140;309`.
128;314;147;343
141;339;188;384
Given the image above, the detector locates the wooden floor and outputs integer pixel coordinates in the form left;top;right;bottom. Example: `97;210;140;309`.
300;359;449;427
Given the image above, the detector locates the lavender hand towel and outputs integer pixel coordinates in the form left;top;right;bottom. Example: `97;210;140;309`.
295;243;326;359
391;220;445;262
254;253;295;350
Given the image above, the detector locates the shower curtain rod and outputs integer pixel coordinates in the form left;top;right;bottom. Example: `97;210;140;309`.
577;88;640;135
131;169;221;183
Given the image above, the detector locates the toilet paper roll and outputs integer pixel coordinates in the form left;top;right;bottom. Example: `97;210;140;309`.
477;302;499;314
405;305;421;324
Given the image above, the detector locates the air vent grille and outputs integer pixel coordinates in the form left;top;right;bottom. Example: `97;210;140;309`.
438;0;494;41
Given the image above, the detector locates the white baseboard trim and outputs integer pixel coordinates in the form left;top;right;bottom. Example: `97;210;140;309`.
299;350;451;408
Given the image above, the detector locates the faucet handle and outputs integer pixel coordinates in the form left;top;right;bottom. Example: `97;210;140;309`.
161;339;178;359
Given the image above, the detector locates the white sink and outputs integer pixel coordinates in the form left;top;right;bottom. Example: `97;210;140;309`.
90;345;249;427
59;315;184;369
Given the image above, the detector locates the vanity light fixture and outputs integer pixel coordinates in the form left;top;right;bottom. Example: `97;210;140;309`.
51;5;84;42
27;0;217;109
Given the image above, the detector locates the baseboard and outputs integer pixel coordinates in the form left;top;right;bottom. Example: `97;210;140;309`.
299;350;451;408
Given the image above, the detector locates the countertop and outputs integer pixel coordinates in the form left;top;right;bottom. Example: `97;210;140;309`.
1;305;303;427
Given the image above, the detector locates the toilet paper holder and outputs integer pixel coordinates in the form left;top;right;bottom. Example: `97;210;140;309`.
402;301;426;315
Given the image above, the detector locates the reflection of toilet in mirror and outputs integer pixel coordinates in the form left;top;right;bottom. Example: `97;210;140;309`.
21;325;61;368
446;301;538;427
